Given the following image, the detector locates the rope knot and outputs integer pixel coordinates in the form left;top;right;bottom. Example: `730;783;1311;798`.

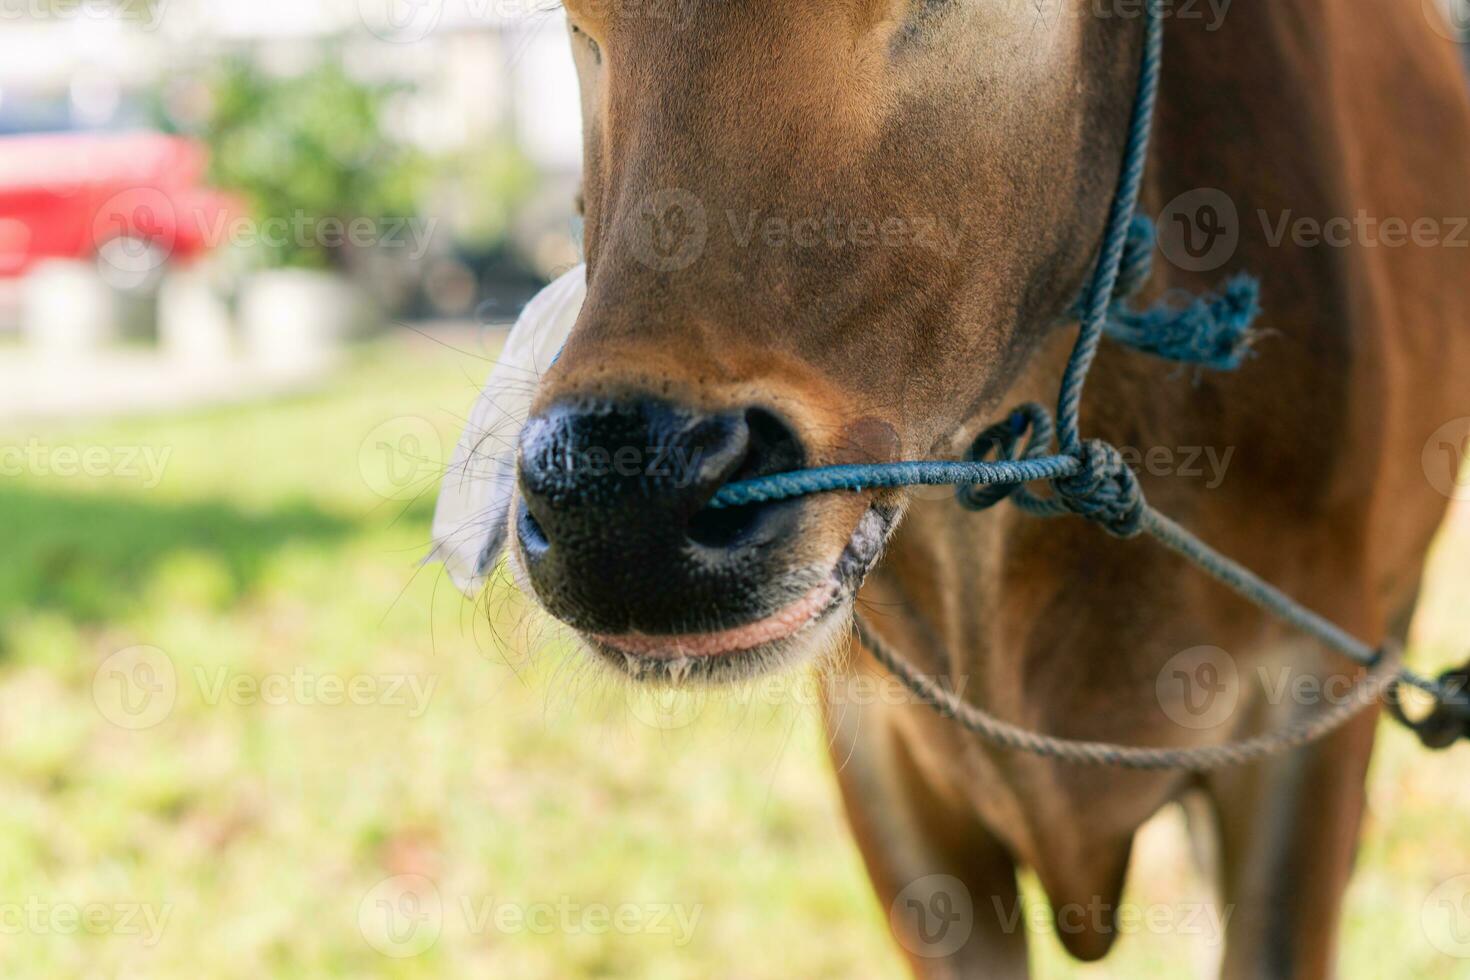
1053;440;1146;538
1386;657;1470;750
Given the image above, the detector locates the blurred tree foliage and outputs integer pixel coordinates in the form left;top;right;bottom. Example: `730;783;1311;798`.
435;141;537;254
179;54;429;270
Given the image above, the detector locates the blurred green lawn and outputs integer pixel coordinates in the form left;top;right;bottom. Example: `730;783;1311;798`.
3;335;1470;978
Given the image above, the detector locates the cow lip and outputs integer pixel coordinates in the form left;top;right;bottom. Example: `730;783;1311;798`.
592;578;843;660
584;586;853;685
582;506;894;682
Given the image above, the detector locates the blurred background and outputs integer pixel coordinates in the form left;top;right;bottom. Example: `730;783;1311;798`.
3;1;1470;977
0;0;582;406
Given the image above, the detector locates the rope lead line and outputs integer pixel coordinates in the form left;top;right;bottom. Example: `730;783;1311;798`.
704;0;1468;766
855;618;1404;772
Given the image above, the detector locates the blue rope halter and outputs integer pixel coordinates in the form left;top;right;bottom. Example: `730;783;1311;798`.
706;1;1467;734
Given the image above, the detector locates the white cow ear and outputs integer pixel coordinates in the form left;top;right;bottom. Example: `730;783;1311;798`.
428;264;587;597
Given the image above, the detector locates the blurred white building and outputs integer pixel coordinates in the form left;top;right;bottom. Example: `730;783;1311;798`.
0;1;582;159
0;0;587;374
0;0;585;272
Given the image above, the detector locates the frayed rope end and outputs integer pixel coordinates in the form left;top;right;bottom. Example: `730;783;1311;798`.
1073;216;1264;371
1105;272;1261;371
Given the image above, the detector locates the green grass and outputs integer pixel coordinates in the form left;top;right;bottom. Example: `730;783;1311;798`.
2;336;1469;978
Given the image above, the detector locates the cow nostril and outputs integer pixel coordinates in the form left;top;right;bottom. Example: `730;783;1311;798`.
687;407;804;550
687;501;770;549
735;407;805;482
517;500;551;557
517;399;805;556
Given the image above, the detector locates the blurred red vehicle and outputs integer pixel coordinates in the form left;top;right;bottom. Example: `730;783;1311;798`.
0;131;236;281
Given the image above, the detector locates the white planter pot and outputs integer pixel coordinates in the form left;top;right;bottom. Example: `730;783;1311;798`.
20;260;120;356
159;266;235;365
240;268;370;376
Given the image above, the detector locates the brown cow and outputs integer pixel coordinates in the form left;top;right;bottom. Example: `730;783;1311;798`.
461;1;1470;976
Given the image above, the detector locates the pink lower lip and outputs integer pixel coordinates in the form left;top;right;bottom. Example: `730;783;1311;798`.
592;580;840;659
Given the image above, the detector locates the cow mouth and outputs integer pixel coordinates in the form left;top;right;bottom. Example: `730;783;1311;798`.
584;506;894;685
